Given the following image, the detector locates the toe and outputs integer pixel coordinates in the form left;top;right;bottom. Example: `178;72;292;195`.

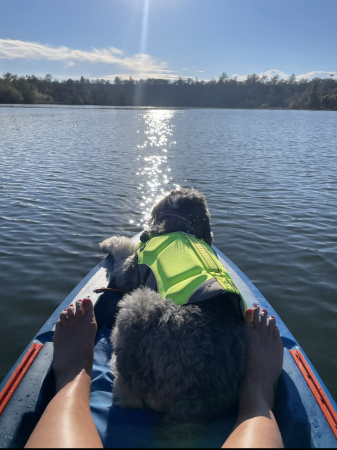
244;309;254;334
75;299;83;317
244;308;253;324
67;304;75;319
252;305;260;328
273;325;280;339
268;314;276;332
82;298;94;316
60;309;68;325
261;308;268;327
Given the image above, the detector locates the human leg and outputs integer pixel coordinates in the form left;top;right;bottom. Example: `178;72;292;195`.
25;298;103;448
222;306;284;449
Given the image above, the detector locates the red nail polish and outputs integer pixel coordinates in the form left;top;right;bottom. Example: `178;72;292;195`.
270;315;275;319
247;309;253;314
78;299;83;302
69;304;73;307
253;304;258;308
262;309;267;312
63;309;67;311
83;298;91;303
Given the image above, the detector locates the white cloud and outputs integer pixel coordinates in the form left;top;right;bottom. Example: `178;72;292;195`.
296;70;337;80
103;71;179;80
0;39;175;78
179;68;189;70
232;69;337;82
198;70;204;73
258;69;288;80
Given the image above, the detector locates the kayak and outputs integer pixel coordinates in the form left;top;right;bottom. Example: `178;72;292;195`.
1;233;337;448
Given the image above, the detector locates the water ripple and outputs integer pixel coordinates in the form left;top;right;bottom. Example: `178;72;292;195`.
0;106;337;401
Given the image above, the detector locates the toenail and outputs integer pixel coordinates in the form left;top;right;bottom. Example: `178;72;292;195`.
78;299;83;302
270;315;275;319
63;309;67;311
83;298;91;303
262;309;267;312
253;304;258;308
247;309;253;314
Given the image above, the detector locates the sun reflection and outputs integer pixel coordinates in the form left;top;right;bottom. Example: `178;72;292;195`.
134;109;180;227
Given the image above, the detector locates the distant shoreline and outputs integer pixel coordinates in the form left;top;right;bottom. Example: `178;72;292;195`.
1;73;336;111
1;103;336;112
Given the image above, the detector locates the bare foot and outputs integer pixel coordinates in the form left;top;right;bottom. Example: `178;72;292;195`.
222;307;284;448
53;298;97;393
240;305;284;413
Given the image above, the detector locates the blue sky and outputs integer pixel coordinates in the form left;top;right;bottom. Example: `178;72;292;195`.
0;0;336;81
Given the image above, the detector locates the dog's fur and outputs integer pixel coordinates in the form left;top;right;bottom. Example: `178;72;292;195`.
100;188;247;424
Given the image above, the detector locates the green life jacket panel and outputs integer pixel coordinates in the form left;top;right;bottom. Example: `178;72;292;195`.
136;232;247;317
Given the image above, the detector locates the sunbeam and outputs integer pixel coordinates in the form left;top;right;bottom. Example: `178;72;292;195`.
140;0;150;57
134;0;150;104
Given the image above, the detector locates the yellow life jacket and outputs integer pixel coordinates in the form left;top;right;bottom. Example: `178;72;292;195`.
136;232;246;317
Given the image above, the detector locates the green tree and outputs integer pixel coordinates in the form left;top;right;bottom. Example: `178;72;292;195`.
322;88;337;110
246;73;260;84
288;74;296;84
308;83;321;109
270;75;280;85
0;81;24;103
218;72;228;83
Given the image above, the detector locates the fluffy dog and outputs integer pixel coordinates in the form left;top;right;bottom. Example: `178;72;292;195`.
100;188;247;424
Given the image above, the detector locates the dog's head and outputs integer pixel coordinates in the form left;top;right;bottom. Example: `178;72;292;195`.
146;187;213;245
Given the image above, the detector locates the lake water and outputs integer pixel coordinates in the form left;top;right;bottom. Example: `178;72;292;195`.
1;105;336;401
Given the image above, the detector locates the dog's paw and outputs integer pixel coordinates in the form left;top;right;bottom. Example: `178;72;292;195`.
99;235;137;258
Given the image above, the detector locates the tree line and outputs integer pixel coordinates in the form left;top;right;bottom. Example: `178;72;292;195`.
0;72;336;110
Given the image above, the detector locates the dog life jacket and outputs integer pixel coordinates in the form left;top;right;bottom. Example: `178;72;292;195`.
136;232;247;317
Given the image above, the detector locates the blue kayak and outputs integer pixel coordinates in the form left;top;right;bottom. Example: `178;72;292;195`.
1;235;337;448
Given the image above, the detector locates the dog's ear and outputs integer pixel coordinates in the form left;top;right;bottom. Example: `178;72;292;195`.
149;196;167;224
196;213;213;246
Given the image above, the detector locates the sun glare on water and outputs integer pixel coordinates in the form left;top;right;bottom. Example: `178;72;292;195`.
134;109;180;227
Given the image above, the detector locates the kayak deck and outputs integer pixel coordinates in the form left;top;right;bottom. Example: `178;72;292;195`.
0;241;336;448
